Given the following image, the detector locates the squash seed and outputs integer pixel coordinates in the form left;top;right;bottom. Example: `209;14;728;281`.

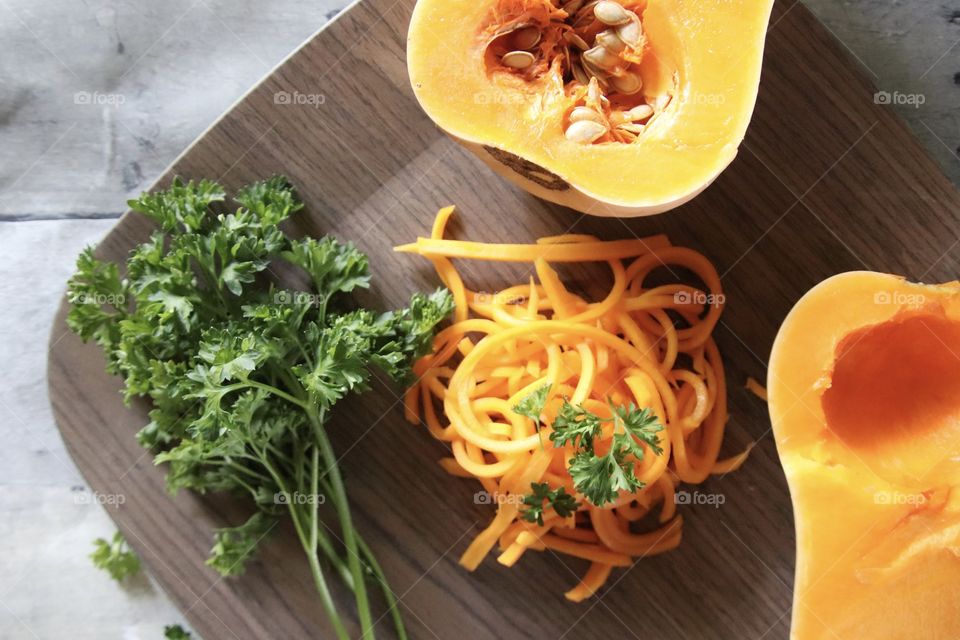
563;30;590;50
596;29;627;54
617;123;645;134
573;1;600;27
594;1;632;26
512;26;541;50
561;0;584;15
586;76;603;104
565;119;607;144
610;71;642;95
569;106;605;124
578;0;600;16
583;45;620;71
581;58;610;90
502;51;536;69
493;21;529;39
654;93;672;111
571;60;590;85
624;103;654;121
616;14;643;48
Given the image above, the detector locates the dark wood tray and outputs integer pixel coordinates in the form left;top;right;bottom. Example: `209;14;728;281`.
48;0;960;637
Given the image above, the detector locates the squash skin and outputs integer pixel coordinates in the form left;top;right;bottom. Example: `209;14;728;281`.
769;271;960;639
407;0;775;217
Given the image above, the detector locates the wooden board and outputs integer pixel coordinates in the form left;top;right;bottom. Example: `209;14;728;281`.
47;0;960;638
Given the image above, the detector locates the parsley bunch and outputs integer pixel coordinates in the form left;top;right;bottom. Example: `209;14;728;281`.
67;177;452;640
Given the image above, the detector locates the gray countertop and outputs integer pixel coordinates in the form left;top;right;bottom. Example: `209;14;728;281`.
1;0;957;637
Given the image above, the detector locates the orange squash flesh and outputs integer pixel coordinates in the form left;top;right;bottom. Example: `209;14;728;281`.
768;271;960;639
407;0;775;216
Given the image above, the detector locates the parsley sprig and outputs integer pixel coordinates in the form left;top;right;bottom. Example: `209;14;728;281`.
164;625;193;640
510;383;665;508
67;177;452;640
560;401;663;506
90;530;141;582
520;482;579;525
512;382;551;426
539;395;664;507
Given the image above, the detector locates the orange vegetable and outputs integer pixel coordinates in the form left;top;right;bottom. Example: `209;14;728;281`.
399;206;747;599
745;376;767;402
769;271;960;638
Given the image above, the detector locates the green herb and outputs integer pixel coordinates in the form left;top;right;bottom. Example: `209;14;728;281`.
609;402;664;457
205;511;276;577
568;446;644;507
67;177;452;640
90;531;140;582
549;399;604;449
164;624;193;640
548;400;664;507
520;482;580;526
512;383;551;426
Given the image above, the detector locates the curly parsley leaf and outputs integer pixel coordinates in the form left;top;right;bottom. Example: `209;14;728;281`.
520;482;580;526
284;236;371;301
548;401;665;507
90;531;141;582
207;512;278;577
163;624;193;640
549;399;604;449
568;448;644;507
512;383;551;425
368;288;455;384
128;177;225;232
610;402;664;459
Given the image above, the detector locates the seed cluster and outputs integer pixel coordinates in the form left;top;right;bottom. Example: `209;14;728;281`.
494;0;663;145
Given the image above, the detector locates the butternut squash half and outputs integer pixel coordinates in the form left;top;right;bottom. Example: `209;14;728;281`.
407;0;775;217
768;271;960;639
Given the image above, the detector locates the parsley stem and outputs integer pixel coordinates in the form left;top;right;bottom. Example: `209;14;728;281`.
303;527;350;640
356;535;408;640
251;381;308;409
306;446;350;640
309;407;376;639
263;444;351;639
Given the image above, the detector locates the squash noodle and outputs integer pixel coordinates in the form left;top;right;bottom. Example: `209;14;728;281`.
397;206;749;601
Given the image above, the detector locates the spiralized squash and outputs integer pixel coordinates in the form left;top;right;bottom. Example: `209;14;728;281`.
397;206;748;600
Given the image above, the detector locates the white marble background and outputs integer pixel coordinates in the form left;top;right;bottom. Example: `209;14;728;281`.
0;0;958;638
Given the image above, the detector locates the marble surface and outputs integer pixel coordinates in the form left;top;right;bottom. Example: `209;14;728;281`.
0;0;958;637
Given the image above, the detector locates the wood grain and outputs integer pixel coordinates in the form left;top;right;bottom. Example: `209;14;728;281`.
47;0;960;638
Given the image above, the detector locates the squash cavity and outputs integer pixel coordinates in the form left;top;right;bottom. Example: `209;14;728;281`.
408;0;775;216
